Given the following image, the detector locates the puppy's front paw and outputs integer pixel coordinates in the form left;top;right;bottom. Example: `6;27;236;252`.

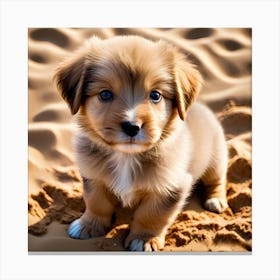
68;217;109;239
68;219;86;239
204;197;228;213
125;234;164;252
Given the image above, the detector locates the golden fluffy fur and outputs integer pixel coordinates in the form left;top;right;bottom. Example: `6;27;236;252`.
54;35;228;251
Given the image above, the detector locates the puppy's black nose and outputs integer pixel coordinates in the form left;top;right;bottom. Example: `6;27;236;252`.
121;121;140;137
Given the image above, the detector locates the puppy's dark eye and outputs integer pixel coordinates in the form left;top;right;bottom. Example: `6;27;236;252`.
149;91;162;103
99;90;114;102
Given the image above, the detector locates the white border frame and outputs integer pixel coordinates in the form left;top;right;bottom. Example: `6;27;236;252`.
1;0;279;279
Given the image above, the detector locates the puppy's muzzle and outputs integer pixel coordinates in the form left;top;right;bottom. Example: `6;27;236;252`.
121;121;140;137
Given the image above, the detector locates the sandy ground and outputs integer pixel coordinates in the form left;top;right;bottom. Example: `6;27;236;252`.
28;28;252;252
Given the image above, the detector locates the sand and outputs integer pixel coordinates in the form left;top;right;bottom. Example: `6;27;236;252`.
28;28;252;252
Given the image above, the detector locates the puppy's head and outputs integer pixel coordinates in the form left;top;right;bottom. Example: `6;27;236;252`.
54;35;202;154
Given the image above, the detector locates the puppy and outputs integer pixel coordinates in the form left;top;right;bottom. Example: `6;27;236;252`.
54;35;228;251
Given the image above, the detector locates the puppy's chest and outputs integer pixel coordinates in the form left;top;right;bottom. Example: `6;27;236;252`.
107;153;144;207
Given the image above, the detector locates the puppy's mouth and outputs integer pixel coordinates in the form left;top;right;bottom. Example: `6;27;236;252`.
114;142;149;154
113;135;153;154
101;125;158;154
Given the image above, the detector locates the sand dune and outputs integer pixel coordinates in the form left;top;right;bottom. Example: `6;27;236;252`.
28;28;252;252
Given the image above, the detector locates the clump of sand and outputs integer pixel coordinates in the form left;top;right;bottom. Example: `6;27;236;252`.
28;28;252;252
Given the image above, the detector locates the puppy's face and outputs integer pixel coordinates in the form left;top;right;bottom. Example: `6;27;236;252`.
54;36;202;154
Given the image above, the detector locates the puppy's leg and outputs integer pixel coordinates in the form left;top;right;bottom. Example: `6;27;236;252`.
68;178;116;239
202;176;228;213
125;188;186;252
202;154;228;213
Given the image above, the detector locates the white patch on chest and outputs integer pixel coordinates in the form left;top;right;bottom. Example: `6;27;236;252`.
108;152;142;207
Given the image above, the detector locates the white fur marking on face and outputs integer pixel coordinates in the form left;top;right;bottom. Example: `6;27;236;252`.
108;153;142;207
126;109;136;122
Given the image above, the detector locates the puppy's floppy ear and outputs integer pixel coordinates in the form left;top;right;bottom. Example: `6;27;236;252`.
54;52;88;115
174;55;202;120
